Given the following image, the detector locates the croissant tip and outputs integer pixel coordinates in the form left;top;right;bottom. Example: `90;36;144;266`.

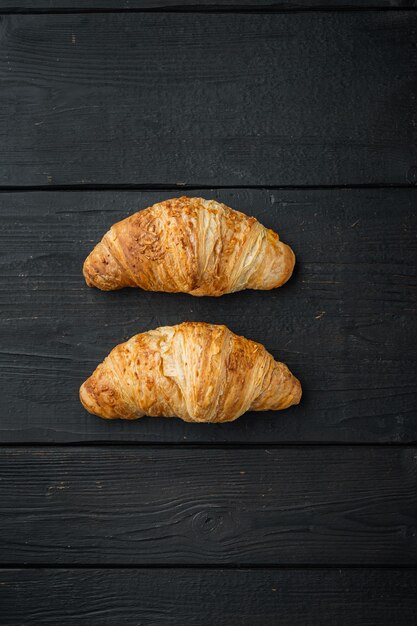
292;377;302;406
79;380;95;415
282;376;303;409
82;262;95;288
82;258;120;291
274;374;302;411
280;245;296;287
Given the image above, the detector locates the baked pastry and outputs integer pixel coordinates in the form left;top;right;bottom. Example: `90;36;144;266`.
83;197;295;296
80;322;301;423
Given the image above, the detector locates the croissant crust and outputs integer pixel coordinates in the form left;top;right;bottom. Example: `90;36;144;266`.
83;197;295;296
80;322;302;423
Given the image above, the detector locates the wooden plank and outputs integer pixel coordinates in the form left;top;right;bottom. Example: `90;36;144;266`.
0;12;416;186
0;446;416;564
1;568;416;626
1;188;416;443
3;0;416;10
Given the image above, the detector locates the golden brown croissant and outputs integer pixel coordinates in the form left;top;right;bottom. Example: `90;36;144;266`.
80;322;301;423
83;197;295;296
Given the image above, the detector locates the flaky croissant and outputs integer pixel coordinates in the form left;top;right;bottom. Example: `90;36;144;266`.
83;197;295;296
80;322;301;423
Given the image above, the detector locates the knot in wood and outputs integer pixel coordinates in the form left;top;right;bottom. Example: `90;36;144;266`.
192;510;231;539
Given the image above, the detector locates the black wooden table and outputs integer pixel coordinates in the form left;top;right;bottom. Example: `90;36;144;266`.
1;1;416;624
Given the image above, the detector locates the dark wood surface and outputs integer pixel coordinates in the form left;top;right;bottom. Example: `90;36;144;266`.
1;188;416;443
3;0;417;9
1;447;416;564
0;12;416;186
1;3;416;624
1;568;417;626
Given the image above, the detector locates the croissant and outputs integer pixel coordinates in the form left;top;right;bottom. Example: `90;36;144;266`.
83;197;295;296
80;322;301;423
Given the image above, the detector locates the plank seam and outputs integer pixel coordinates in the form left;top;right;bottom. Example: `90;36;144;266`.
0;184;416;193
1;6;417;15
1;564;417;570
0;442;416;448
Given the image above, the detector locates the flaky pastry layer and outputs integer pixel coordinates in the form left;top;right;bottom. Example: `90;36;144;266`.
83;197;295;296
80;322;302;423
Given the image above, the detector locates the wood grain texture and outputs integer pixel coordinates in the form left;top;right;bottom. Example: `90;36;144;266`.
1;568;417;626
0;446;416;564
3;0;417;10
1;188;416;443
0;12;416;186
